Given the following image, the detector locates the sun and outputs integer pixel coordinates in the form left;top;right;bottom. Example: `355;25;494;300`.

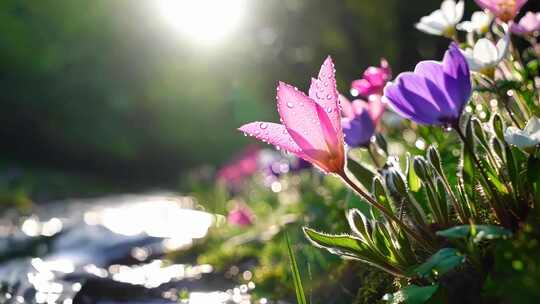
156;0;246;43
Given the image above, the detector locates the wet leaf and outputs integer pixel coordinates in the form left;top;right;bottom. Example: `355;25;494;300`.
413;248;465;279
436;225;512;243
382;284;439;304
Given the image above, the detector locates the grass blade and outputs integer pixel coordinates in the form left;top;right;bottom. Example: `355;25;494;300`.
285;232;308;304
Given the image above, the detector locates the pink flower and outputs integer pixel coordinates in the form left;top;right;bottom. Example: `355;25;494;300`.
239;57;345;174
217;145;260;186
350;59;391;98
475;0;528;22
227;203;254;226
511;11;540;36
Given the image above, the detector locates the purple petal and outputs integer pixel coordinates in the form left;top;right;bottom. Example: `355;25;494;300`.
384;73;448;125
342;111;375;148
443;43;471;115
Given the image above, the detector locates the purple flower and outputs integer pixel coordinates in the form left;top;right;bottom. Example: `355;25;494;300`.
383;43;471;126
339;95;381;148
511;12;540;36
342;111;375;148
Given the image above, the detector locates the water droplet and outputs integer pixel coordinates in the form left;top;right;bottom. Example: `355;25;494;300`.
316;92;323;99
259;122;268;129
326;107;333;113
294;87;299;91
326;94;332;100
287;102;294;108
324;82;328;87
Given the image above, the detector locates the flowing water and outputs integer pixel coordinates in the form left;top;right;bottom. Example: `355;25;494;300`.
0;193;261;304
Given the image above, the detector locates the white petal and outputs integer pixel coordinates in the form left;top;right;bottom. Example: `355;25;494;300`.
495;33;510;63
461;48;482;71
454;1;465;23
473;38;498;66
426;10;451;27
416;21;445;35
525;117;540;140
504;127;540;149
457;21;476;32
441;0;457;24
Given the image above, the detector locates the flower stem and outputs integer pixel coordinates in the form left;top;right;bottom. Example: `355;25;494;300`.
337;170;435;252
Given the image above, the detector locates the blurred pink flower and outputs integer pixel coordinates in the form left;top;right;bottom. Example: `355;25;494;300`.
350;59;391;98
475;0;528;22
239;57;345;174
511;11;540;36
217;145;260;186
227;204;254;226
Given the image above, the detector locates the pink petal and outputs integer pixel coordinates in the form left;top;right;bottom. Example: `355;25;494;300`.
276;82;329;152
367;95;386;125
308;56;341;135
351;99;369;115
238;121;303;154
339;94;355;119
315;101;341;154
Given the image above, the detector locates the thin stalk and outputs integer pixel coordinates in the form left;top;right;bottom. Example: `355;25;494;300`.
453;124;511;227
337;170;435;252
438;170;468;224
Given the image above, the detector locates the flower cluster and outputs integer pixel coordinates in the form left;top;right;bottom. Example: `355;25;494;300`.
236;0;540;302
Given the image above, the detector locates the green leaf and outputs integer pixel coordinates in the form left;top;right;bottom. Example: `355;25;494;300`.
375;133;388;154
383;284;439;304
491;113;505;141
303;227;403;276
436;225;512;243
413;248;465;278
407;154;421;192
427;146;443;177
285;233;308;304
371;177;393;218
347;157;376;190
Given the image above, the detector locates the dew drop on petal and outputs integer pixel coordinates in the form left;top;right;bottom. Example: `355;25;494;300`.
326;107;333;113
326;94;332;100
287;102;294;108
259;122;268;129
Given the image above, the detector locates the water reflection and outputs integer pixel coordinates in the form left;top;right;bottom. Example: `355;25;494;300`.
0;193;258;303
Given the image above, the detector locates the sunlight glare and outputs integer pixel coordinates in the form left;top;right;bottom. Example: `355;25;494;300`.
157;0;246;43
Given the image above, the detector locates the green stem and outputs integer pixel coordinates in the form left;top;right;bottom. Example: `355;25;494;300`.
338;170;436;252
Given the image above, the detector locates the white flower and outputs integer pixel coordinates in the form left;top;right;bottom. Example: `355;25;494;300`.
504;117;540;150
461;33;509;76
415;0;464;37
457;11;493;34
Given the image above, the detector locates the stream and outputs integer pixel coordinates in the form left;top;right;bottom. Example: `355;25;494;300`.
0;193;261;304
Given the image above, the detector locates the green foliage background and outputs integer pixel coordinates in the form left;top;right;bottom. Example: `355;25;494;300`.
3;0;536;190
